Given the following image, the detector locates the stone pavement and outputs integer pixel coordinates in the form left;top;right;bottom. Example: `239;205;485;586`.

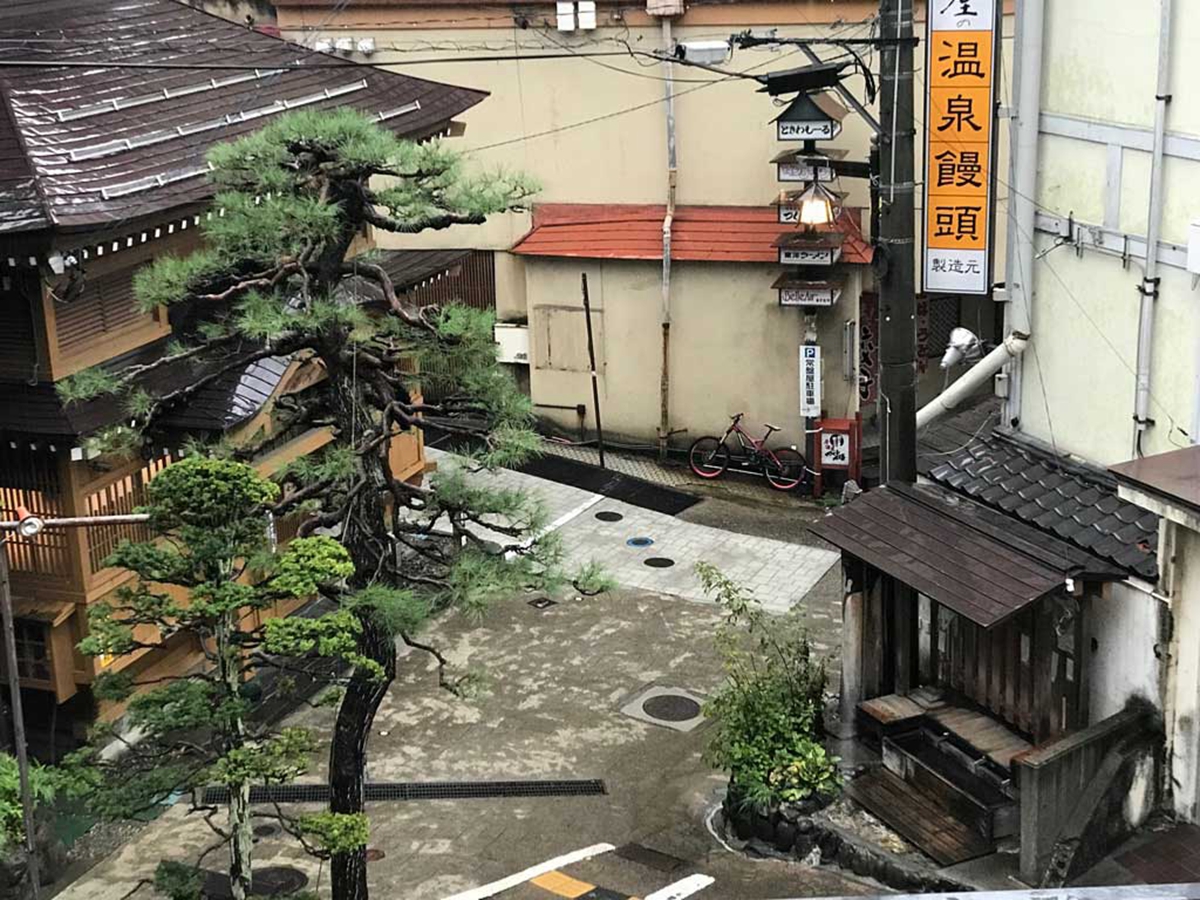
429;449;840;616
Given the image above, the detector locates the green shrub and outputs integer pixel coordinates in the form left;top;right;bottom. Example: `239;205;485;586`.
697;563;832;807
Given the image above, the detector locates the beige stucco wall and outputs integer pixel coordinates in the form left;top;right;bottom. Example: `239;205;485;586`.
1013;0;1200;464
522;256;862;447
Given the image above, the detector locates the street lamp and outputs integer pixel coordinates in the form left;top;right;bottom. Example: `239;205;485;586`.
797;181;837;227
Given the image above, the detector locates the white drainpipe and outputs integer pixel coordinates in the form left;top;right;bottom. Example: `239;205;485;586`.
916;332;1029;430
1003;0;1045;429
1133;0;1173;456
658;16;677;460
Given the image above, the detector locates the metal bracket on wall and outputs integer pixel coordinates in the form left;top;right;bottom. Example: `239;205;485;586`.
1034;210;1189;271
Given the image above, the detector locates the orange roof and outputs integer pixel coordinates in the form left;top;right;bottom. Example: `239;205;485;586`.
511;204;873;265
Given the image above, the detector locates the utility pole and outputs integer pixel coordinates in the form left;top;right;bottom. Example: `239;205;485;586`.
580;274;606;468
876;0;917;485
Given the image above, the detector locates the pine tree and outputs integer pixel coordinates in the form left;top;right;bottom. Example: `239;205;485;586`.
72;457;370;900
58;110;577;900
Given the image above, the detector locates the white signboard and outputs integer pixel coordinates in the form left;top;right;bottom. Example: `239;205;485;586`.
778;206;800;225
780;286;840;307
778;120;839;141
821;431;850;466
800;345;821;418
779;246;839;266
778;162;836;183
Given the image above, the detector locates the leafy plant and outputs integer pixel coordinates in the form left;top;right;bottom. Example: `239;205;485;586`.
766;739;842;803
697;562;832;807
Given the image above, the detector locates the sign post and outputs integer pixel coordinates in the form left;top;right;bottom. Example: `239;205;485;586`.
922;0;999;295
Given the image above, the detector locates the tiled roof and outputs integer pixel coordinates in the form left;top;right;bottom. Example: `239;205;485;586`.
510;204;873;265
0;0;486;234
810;481;1125;629
158;356;291;432
922;428;1159;580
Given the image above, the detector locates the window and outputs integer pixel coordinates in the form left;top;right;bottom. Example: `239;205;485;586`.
14;621;50;682
533;305;605;373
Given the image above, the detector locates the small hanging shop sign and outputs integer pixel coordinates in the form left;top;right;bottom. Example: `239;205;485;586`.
772;148;845;183
773;92;847;141
774;274;843;308
775;232;843;266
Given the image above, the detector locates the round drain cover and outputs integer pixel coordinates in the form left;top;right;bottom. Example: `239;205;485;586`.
643;694;702;722
252;823;280;839
365;848;386;862
595;511;624;522
626;536;654;547
644;557;675;568
251;867;309;897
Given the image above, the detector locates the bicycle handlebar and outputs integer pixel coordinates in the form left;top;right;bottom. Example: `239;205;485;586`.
730;412;744;423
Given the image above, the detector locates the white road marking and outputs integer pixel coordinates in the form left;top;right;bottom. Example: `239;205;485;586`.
509;493;605;557
645;873;716;900
439;842;616;900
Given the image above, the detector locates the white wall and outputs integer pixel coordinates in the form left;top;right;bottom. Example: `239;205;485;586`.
1170;522;1200;822
1014;0;1200;464
1085;580;1164;722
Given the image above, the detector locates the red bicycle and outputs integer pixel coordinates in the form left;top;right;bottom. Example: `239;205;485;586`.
688;413;808;491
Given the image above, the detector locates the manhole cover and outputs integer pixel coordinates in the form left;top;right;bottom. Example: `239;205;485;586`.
644;557;675;568
642;694;702;722
365;848;386;862
626;536;654;547
528;597;557;610
252;823;280;839
595;511;624;522
201;866;309;899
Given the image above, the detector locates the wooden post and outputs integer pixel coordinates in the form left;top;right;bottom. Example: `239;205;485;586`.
580;273;605;469
841;590;865;730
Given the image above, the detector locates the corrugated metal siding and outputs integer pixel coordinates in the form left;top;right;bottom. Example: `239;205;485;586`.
0;273;39;382
54;268;150;354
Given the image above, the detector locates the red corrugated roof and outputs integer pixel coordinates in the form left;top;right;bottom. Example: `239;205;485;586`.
512;204;873;265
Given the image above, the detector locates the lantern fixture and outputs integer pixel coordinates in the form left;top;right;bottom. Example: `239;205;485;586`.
797;181;837;227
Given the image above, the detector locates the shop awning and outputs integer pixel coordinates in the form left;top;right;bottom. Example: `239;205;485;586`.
810;482;1125;628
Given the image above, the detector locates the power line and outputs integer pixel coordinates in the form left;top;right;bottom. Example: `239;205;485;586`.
0;51;641;71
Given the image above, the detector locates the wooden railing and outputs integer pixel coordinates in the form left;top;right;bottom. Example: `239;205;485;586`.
84;454;172;575
0;445;70;577
1014;701;1160;884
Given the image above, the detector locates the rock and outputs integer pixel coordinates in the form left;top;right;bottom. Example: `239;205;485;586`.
752;811;775;843
817;831;841;860
732;807;755;842
793;834;814;859
0;849;32;900
774;821;796;852
835;843;855;869
850;848;872;877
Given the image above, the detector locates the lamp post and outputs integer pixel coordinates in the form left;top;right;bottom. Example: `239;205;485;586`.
0;508;150;898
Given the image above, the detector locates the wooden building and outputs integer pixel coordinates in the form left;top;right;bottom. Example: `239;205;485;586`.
814;482;1164;884
0;0;488;745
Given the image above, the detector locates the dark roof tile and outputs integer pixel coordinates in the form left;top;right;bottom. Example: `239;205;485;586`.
0;0;486;234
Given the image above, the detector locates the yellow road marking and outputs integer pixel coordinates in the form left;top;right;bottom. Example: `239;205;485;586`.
530;871;595;898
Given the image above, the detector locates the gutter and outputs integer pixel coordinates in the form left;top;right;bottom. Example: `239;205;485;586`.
658;16;677;462
916;332;1029;430
1133;0;1173;455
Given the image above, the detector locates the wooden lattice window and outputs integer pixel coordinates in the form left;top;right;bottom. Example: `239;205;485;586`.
84;453;172;574
14;621;50;682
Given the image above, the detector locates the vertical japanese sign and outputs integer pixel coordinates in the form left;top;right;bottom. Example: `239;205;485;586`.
923;0;998;295
800;344;822;417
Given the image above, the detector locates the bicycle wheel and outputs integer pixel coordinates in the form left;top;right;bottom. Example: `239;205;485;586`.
689;436;730;478
764;447;807;491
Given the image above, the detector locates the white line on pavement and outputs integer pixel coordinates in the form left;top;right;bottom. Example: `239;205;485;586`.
644;873;716;900
509;493;605;557
439;842;616;900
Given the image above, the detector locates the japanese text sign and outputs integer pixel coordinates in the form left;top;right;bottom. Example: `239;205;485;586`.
800;345;822;417
923;0;998;295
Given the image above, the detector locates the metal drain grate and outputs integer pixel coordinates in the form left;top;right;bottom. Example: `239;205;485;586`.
626;536;654;547
615;843;689;873
252;823;281;839
201;866;308;899
620;685;707;733
644;557;675;568
595;511;624;522
201;779;607;805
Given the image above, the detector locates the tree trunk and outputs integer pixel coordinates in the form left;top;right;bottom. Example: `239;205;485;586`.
217;608;253;900
326;359;398;900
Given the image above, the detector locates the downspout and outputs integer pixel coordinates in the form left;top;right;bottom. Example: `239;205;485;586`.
1003;0;1045;430
916;332;1029;429
659;16;677;461
1133;0;1172;456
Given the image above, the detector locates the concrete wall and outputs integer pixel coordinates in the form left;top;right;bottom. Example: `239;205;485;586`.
1014;0;1200;464
1170;522;1200;822
1085;580;1164;722
524;257;862;446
